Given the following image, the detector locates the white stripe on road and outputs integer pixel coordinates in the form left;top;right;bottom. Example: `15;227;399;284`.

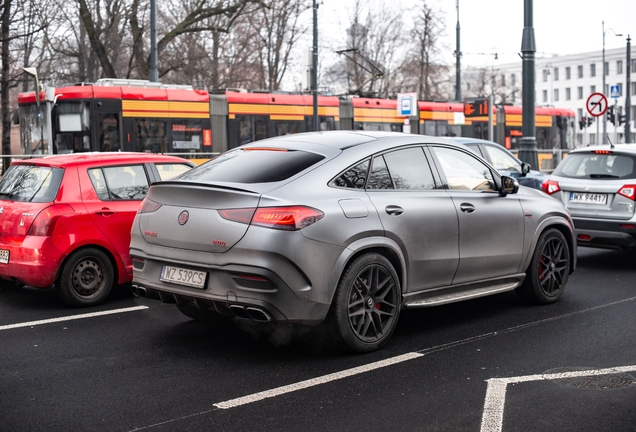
0;306;149;331
480;365;636;432
213;352;424;409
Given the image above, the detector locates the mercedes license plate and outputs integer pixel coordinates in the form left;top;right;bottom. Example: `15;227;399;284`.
0;249;8;264
160;265;206;288
569;192;607;205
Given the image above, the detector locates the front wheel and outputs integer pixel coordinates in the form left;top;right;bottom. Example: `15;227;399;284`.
55;248;115;307
327;253;401;353
516;228;571;304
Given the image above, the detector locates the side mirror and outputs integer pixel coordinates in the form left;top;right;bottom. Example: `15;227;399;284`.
520;162;531;176
500;175;519;195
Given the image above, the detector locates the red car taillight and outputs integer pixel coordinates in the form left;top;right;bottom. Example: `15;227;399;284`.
617;184;636;201
138;198;162;214
27;204;75;237
219;206;324;231
541;179;561;195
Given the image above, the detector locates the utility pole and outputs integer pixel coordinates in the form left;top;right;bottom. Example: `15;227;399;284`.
519;0;538;170
312;0;319;131
455;0;461;101
626;35;631;143
149;0;158;82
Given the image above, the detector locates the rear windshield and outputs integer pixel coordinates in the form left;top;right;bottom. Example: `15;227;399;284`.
178;148;325;184
553;152;636;179
0;165;64;202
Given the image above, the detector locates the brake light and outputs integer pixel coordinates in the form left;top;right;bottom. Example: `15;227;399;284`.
617;184;636;201
541;179;561;195
593;150;612;154
138;198;162;214
27;204;75;237
219;206;324;231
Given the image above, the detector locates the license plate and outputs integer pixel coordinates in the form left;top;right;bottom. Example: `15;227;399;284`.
0;249;8;264
160;265;206;288
569;192;607;205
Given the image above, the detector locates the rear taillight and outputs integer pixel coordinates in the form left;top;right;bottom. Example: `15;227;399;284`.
541;179;561;195
219;206;324;231
27;204;74;237
138;198;162;214
617;184;636;201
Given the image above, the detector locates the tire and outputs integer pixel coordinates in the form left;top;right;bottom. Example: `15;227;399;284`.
327;253;401;353
516;228;570;305
176;302;226;323
55;248;115;307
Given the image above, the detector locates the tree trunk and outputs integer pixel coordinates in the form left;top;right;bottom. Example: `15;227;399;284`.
77;0;117;78
1;0;12;171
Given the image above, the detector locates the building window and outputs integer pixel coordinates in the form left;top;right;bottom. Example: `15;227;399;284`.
511;74;516;86
632;59;636;73
591;85;596;94
590;134;596;145
578;86;583;99
590;63;596;77
578;65;583;78
543;69;549;82
617;60;623;74
577;108;583;119
501;74;506;87
632;82;636;95
543;90;548;103
632;106;636;122
604;62;609;76
605;84;609;95
554;68;559;81
616;83;623;96
566;67;571;80
566;88;571;100
554;89;559;102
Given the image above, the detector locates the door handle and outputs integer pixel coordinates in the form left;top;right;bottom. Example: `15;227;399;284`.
459;203;475;213
385;205;404;216
95;208;115;216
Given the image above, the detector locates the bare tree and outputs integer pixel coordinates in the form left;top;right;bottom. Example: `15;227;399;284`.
463;66;519;105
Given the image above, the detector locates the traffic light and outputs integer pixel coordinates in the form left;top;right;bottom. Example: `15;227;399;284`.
607;106;615;125
587;117;594;127
619;114;627;126
578;118;586;130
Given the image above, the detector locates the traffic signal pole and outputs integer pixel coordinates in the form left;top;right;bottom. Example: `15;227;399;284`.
519;0;539;170
626;35;631;143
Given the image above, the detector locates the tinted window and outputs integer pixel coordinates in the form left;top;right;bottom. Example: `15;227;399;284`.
89;165;150;200
431;146;496;192
383;147;436;190
553;153;636;179
484;145;522;173
0;165;64;202
367;156;393;189
179;149;324;184
332;160;369;189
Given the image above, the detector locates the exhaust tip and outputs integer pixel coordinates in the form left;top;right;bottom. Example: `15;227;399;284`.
246;307;272;322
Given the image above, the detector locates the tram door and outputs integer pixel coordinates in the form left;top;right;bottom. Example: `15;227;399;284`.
93;99;123;152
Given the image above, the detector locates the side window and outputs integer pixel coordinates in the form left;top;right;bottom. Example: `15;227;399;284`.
431;146;496;192
383;147;436;190
484;145;521;173
464;144;484;157
367;156;394;189
88;165;150;201
331;159;369;189
155;163;193;181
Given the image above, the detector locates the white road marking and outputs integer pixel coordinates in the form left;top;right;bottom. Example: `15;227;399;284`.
0;306;149;331
214;352;424;409
480;365;636;432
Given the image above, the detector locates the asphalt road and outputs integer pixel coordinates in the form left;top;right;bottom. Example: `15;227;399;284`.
1;247;635;432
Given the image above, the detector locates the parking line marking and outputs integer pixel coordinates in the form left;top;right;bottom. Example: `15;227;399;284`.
0;306;149;331
213;352;424;409
480;365;636;432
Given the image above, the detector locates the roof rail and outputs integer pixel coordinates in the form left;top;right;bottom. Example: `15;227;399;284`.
94;78;193;90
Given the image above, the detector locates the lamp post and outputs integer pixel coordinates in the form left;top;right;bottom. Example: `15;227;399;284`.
518;0;538;170
312;0;318;131
626;35;631;143
602;21;622;144
455;0;461;101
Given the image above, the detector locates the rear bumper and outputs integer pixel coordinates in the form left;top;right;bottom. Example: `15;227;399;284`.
0;236;63;287
573;217;636;251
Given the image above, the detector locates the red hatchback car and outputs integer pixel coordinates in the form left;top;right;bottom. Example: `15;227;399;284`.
0;152;194;307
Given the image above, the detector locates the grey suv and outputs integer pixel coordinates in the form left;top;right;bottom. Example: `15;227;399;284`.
543;144;636;250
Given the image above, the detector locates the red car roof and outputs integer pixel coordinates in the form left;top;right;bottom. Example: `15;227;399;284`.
11;152;192;169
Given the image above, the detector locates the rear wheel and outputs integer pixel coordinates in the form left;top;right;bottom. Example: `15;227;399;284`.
176;302;227;323
516;228;570;304
56;248;115;307
327;253;401;353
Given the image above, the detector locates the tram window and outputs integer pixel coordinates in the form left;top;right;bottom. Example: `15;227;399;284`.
135;119;167;153
54;102;91;154
97;114;120;152
272;121;301;136
306;116;335;132
424;121;436;136
171;119;203;152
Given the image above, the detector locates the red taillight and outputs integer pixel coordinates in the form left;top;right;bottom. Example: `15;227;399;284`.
219;206;324;231
617;185;636;201
541;179;561;195
594;150;612;154
27;204;75;237
138;198;162;214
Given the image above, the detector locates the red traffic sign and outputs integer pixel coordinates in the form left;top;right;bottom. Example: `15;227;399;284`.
586;92;608;117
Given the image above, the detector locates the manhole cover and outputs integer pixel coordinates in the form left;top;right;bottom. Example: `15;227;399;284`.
544;366;635;390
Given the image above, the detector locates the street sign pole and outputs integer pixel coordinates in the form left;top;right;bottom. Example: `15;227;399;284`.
488;94;494;141
596;116;600;145
519;0;538;170
614;100;618;144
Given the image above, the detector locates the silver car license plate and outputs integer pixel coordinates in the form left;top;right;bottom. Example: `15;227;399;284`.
569;192;607;205
0;249;8;264
160;265;206;288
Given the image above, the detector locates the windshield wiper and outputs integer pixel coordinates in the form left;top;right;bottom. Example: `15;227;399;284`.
589;174;619;178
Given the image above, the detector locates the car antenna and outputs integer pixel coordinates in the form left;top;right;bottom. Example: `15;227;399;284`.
606;135;615;148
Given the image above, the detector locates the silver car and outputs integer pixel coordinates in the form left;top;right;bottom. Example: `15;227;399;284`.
130;131;576;352
543;144;636;251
